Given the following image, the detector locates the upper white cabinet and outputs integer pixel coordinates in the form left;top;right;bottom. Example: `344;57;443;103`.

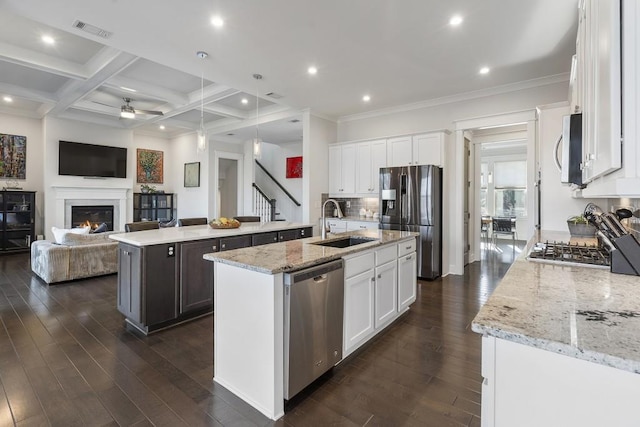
387;133;444;167
329;144;356;196
355;139;387;195
577;0;640;197
579;0;622;183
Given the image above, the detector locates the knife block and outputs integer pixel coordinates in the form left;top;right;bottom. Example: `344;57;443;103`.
610;234;640;275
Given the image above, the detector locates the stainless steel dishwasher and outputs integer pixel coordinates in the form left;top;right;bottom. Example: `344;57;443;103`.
284;259;344;399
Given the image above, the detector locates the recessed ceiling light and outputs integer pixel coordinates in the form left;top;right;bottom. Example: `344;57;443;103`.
121;86;137;93
479;66;490;75
449;15;463;26
41;35;55;45
211;15;224;28
3;96;13;103
308;66;318;75
241;98;248;105
159;125;165;130
362;95;371;102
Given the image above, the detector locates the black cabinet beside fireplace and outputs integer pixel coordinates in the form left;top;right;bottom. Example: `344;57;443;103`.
133;193;175;223
0;190;36;253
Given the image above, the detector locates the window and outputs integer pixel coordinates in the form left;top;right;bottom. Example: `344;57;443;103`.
480;159;527;219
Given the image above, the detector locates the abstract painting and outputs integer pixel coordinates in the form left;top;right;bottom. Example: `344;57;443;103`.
0;133;27;179
286;156;303;178
136;148;163;183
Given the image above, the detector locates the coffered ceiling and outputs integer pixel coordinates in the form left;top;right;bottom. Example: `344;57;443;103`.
0;0;578;143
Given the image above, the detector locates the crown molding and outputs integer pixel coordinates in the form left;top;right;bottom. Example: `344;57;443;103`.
337;73;570;124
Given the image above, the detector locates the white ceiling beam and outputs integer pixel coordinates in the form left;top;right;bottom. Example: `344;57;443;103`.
0;82;57;104
0;41;87;79
49;51;139;115
204;107;301;135
202;104;249;120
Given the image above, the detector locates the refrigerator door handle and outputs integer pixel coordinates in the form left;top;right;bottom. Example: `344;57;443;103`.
401;173;408;224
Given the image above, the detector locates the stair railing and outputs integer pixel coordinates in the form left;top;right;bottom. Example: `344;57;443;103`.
252;183;276;222
255;160;301;207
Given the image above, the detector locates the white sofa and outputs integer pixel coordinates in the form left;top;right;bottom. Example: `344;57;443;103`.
31;231;118;284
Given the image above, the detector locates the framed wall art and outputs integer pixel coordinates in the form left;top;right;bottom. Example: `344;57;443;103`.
184;162;200;187
136;149;163;184
0;133;27;179
286;156;303;179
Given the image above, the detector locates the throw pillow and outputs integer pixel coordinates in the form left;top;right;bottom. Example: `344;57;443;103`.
51;226;90;244
91;223;108;234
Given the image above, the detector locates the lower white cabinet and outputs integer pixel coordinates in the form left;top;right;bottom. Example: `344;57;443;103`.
374;260;397;328
346;220;379;231
343;238;415;357
344;269;375;354
398;250;417;312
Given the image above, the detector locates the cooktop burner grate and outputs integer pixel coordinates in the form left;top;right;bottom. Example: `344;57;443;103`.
528;241;611;267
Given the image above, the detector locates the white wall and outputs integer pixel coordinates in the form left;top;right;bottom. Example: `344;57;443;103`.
0;112;44;236
537;103;603;231
303;113;336;230
338;81;571;142
258;141;303;222
169;133;209;220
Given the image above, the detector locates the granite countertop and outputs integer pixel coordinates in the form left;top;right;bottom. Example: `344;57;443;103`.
472;230;640;374
109;221;314;246
204;229;417;274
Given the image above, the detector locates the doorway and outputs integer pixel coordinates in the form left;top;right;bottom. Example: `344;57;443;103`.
214;151;244;219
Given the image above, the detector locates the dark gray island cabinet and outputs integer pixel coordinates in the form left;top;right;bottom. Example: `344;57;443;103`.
110;223;313;334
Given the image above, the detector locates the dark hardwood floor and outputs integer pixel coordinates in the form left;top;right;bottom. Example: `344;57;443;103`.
0;242;521;426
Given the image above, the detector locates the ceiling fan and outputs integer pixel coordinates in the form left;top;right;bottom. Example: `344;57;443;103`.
119;97;164;119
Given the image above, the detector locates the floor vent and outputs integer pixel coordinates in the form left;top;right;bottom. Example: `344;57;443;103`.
72;20;113;39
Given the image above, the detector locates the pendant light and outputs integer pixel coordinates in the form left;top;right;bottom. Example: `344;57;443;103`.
197;51;208;152
253;73;263;159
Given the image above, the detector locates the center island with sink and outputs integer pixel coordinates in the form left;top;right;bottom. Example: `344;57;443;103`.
204;228;419;420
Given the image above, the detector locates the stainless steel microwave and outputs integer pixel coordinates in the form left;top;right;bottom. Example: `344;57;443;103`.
559;113;583;187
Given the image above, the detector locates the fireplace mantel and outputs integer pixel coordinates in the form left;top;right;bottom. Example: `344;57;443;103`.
52;186;130;231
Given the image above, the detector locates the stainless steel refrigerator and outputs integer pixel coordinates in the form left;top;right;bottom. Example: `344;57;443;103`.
379;165;442;279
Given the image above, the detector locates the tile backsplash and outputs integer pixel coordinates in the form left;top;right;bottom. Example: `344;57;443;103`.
320;194;379;218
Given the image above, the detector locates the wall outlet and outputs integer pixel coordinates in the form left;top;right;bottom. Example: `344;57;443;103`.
167;245;175;257
346;201;351;208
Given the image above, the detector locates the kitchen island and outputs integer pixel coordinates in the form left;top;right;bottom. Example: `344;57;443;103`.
204;229;418;420
109;222;313;334
472;231;640;426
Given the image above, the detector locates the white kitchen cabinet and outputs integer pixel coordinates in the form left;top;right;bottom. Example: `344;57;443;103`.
387;136;413;166
387;133;444;167
578;0;622;183
578;0;640;197
374;260;397;329
412;133;443;166
481;336;640;427
346;220;379;231
356;139;387;194
329;143;356;196
324;218;347;234
397;250;417;312
343;268;375;356
343;238;416;357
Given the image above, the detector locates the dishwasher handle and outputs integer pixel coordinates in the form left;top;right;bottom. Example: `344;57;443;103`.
284;259;343;285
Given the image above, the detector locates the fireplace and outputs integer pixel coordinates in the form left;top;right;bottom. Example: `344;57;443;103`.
71;205;114;231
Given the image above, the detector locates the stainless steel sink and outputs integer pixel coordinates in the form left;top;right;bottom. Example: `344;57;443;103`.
310;237;378;248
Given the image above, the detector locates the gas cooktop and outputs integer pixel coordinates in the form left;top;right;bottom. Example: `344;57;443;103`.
527;241;611;269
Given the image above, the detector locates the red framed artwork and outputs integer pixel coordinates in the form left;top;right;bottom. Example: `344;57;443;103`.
286;156;303;178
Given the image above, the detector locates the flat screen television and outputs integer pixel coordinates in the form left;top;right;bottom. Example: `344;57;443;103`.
58;140;127;178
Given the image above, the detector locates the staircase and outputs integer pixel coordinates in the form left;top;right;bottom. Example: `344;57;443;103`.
253;160;301;222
